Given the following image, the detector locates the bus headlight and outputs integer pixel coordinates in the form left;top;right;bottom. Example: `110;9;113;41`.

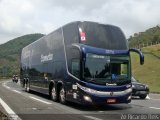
84;96;92;102
125;88;132;93
77;83;97;94
77;83;132;96
127;95;131;100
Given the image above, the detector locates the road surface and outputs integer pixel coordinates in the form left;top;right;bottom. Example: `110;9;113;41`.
0;80;160;120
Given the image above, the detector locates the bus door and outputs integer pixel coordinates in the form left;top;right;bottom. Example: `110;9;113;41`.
42;63;49;89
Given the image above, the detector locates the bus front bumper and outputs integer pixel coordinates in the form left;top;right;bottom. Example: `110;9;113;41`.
76;84;132;105
80;93;132;105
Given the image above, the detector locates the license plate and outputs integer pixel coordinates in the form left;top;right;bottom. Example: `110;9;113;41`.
107;99;116;103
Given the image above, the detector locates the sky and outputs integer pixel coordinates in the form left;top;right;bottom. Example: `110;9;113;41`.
0;0;160;44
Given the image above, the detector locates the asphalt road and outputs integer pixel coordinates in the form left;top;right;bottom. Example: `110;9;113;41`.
0;80;160;120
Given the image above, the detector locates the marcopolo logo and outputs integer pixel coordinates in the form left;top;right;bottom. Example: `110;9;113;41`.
41;53;53;62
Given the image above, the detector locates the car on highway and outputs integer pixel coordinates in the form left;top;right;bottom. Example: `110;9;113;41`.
131;77;149;99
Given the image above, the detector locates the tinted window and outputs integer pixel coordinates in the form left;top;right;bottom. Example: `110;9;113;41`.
79;22;128;50
83;53;130;83
63;22;79;45
71;59;80;78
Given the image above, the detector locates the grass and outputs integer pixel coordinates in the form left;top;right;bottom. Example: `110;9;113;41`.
131;44;160;93
0;111;7;119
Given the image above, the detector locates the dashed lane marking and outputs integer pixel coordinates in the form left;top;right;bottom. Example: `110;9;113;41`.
6;86;10;89
12;90;22;94
84;115;103;120
29;96;52;105
149;107;160;110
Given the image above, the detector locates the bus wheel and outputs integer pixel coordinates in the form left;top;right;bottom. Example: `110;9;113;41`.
51;85;57;101
59;86;66;104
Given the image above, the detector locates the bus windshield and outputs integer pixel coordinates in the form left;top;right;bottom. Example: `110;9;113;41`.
83;53;130;84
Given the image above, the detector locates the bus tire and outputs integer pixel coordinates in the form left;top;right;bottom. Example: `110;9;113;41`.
59;86;66;104
51;85;58;102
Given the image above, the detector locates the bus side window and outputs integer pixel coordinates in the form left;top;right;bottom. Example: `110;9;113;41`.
71;59;80;78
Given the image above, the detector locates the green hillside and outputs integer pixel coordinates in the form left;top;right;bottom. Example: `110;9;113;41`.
129;25;160;48
131;44;160;93
0;34;44;78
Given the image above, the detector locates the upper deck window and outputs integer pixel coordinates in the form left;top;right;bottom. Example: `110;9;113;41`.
79;22;128;50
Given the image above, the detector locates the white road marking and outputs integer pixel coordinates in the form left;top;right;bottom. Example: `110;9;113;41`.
32;107;38;110
3;84;11;89
146;95;150;99
2;81;11;89
12;90;21;94
98;111;104;113
6;86;10;89
29;96;52;105
0;98;21;120
84;115;103;120
149;107;160;110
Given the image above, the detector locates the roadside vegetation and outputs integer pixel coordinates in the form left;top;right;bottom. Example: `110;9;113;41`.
0;33;44;79
129;25;160;48
131;44;160;93
129;25;160;93
0;111;7;119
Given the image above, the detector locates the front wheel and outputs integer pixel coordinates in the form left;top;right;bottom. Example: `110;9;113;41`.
59;86;66;104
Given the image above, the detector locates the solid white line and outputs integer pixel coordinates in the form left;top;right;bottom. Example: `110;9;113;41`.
84;115;103;120
29;96;52;105
12;90;21;94
0;98;21;120
149;107;160;110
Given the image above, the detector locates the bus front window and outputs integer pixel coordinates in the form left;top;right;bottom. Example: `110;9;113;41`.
83;53;130;84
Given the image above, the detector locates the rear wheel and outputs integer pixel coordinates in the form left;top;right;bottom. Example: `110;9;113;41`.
51;85;57;101
59;86;66;104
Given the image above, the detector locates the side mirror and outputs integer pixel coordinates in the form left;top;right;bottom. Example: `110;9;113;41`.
129;48;144;65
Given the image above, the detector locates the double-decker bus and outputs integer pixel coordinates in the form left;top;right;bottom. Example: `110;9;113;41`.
20;21;144;105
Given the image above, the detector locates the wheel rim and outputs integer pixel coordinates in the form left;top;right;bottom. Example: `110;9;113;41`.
60;88;65;102
52;87;56;100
